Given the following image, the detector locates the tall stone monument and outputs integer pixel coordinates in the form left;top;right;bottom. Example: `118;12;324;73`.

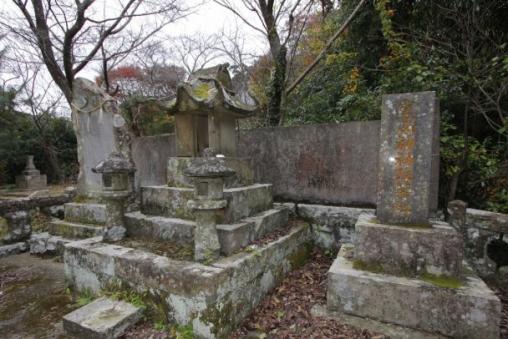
72;78;132;197
327;92;501;338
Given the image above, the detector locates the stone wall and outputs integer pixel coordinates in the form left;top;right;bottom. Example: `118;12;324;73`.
131;121;381;206
132;134;175;188
448;200;508;276
238;121;381;206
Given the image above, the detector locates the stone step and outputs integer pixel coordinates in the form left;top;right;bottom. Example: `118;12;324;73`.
0;242;27;258
28;232;73;256
48;219;103;239
140;184;273;223
63;297;142;339
124;211;195;244
217;207;289;255
64;202;107;225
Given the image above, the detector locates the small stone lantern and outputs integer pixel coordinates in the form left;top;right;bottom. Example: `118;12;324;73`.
184;157;235;262
92;152;135;241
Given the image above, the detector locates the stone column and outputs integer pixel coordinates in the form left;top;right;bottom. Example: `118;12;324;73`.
3;210;31;243
185;158;235;262
448;200;467;230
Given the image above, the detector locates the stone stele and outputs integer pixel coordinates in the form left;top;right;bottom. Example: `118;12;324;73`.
376;91;440;225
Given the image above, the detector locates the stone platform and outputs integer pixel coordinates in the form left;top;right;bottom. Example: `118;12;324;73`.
327;245;501;338
355;213;463;276
141;184;273;222
64;222;312;338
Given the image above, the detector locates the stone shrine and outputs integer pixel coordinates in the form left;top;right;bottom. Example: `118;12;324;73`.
326;92;501;338
63;64;310;338
15;155;47;190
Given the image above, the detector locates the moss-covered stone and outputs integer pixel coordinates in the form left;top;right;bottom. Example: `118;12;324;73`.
420;272;463;289
352;259;385;274
288;241;313;268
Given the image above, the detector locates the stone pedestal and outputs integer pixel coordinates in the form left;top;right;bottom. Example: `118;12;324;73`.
354;213;463;277
15;155;47;190
327;244;501;339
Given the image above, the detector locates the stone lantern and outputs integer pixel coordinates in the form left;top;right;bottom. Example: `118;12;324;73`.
92;152;135;241
184;157;235;262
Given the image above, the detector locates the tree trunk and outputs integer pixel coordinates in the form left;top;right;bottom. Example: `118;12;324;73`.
266;45;287;126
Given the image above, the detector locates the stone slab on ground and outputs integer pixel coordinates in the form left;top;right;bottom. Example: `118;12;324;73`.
354;213;463;276
48;219;103;239
124;211;195;244
29;232;73;255
311;304;444;339
377;91;440;225
63;297;142;339
0;242;26;257
64;202;107;225
327;245;501;339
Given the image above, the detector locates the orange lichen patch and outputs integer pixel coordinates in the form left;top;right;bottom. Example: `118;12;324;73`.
393;99;415;218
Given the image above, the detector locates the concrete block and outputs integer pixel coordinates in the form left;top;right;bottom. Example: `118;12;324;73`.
63;297;142;339
29;232;73;255
354;213;463;276
327;247;501;339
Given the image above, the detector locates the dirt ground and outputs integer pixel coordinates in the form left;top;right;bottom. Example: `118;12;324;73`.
1;251;507;339
0;253;76;339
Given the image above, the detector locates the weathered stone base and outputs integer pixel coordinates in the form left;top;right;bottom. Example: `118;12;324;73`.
124;211;195;244
354;213;463;276
63;297;142;339
64;203;107;225
15;174;47;190
64;223;312;338
327;245;501;338
141;184;273;223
